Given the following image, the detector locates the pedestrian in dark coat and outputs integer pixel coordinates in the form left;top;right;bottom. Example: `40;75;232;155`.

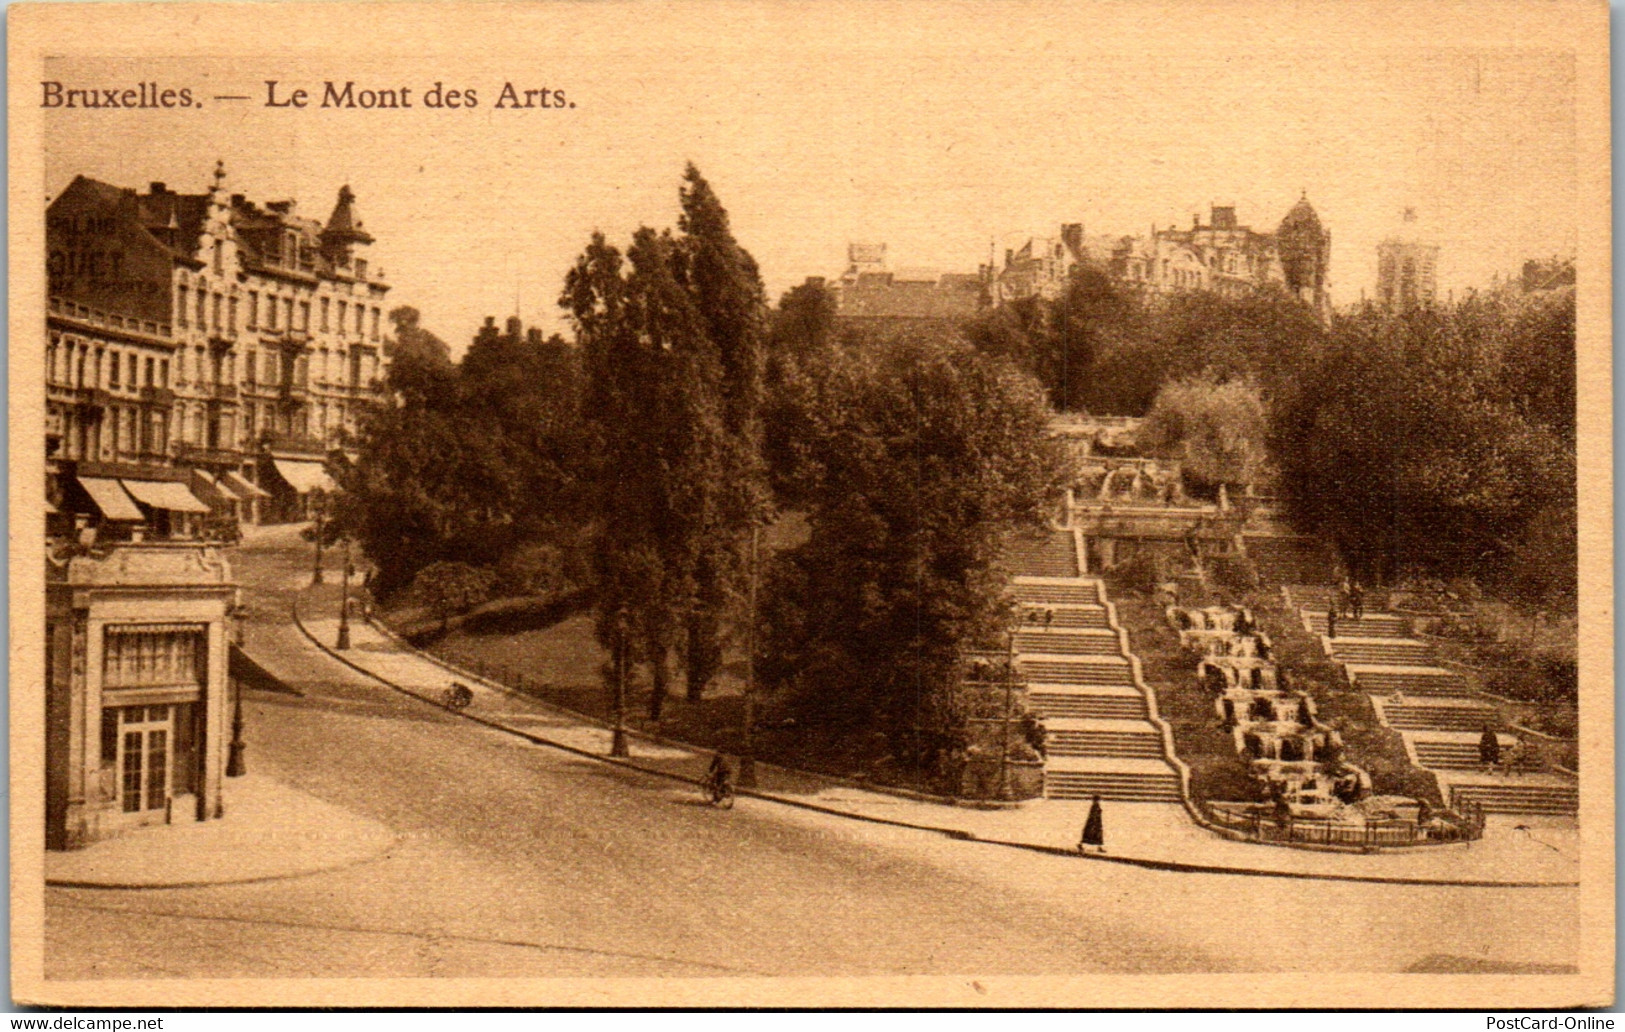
1349;581;1365;621
1079;795;1106;853
1478;726;1501;771
1324;605;1339;641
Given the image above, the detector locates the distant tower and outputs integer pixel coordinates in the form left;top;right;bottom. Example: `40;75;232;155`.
1376;207;1439;311
1276;193;1331;316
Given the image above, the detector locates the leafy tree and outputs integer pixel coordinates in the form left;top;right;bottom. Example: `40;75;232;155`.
561;166;770;720
386;306;457;409
673;166;772;702
760;328;1067;773
1139;374;1269;493
345;315;585;597
1500;286;1577;446
1273;302;1572;591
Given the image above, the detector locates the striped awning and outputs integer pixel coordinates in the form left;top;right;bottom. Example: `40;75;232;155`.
77;477;145;521
121;478;212;514
271;459;337;495
220;470;271;500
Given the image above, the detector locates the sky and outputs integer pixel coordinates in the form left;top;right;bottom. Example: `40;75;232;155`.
38;3;1581;353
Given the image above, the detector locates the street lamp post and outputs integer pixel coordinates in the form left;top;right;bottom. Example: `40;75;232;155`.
611;607;630;757
311;491;326;586
337;538;352;650
998;611;1019;801
226;602;247;777
738;524;760;789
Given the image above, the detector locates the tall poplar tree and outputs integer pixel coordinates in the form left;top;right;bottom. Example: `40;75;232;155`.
564;166;766;719
673;165;771;700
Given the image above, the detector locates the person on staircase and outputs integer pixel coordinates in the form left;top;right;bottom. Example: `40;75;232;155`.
1079;795;1106;854
1348;580;1365;622
1478;725;1502;773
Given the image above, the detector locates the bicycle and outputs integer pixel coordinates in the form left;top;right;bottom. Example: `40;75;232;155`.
705;768;736;809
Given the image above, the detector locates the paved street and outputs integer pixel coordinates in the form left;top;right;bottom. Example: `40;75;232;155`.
43;528;1581;981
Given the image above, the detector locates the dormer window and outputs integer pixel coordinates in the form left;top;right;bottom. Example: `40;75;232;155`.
355;259;367;281
284;231;298;267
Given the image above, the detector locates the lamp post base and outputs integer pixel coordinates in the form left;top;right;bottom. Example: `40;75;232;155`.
336;621;350;650
610;727;629;757
226;741;247;778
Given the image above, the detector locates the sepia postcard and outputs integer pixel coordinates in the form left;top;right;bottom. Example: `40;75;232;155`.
8;0;1613;1010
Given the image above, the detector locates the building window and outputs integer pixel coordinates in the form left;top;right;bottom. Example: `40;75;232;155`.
267;296;278;330
196;282;207;327
229;296;238;332
177;286;189;327
321;298;330;331
129;354;139;389
285;298;294;331
371;307;380;340
108;351;121;388
300;301;311;331
337;301;348;334
246;350;257;385
355;258;368;281
159;359;169;388
355;305;364;335
145;357;155;388
247;292;258;330
265;353;278;385
214;240;224;276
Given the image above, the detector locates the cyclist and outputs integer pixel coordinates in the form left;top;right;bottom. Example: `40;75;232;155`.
705;752;734;805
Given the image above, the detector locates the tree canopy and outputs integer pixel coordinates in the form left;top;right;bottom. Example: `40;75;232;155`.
760;327;1068;769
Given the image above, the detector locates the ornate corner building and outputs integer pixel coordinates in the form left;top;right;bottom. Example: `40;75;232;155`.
46;162;394;537
995;196;1333;320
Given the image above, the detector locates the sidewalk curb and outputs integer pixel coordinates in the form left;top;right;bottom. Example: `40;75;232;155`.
367;611;1024;812
46;835;402;891
287;601;1579;889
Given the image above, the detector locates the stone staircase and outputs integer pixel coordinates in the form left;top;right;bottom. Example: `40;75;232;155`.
1325;638;1437;666
1376;697;1503;733
1014;629;1121;655
1412;733;1533;771
1345;667;1468;696
1302;611;1410;638
1006;529;1186;803
1447;780;1580;816
1006;531;1081;578
1283;583;1577;817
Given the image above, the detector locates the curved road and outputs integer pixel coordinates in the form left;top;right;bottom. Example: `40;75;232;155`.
45;531;1580;986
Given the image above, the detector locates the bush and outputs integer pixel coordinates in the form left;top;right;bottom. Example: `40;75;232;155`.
1104;551;1169;597
410;560;499;632
1208;554;1260;594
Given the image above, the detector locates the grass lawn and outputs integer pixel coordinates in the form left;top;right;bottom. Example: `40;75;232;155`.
426;613;926;788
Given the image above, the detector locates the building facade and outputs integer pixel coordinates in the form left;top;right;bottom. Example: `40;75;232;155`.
991;198;1334;320
1375;209;1440;311
45;542;237;850
47;163;391;533
810;242;987;331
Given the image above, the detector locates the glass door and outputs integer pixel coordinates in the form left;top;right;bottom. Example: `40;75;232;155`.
118;705;173;815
